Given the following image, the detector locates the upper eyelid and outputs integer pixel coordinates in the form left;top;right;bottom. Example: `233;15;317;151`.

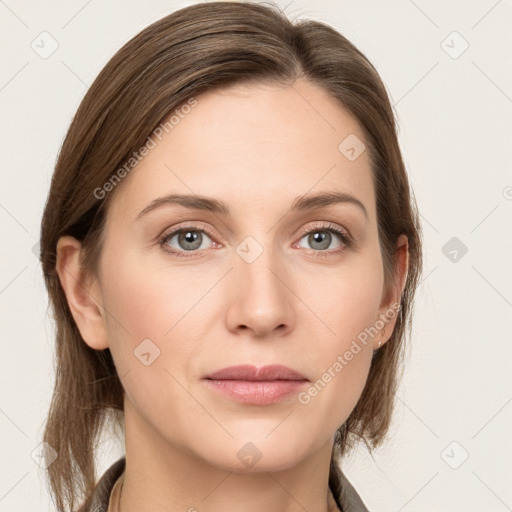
296;221;350;237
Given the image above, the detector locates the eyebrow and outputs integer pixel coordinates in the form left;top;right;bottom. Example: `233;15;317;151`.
136;191;368;221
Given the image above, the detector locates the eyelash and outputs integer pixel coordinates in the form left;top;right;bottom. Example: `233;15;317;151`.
157;221;352;258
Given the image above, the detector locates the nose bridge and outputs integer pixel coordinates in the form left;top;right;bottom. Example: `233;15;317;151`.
235;232;286;299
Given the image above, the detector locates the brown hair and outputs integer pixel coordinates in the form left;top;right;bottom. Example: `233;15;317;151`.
39;1;422;510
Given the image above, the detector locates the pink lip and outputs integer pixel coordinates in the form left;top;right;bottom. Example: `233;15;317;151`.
203;364;308;381
202;365;309;405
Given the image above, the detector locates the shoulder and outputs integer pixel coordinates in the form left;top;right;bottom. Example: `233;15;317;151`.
76;457;126;512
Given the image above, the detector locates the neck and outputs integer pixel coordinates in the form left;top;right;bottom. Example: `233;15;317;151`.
119;400;340;512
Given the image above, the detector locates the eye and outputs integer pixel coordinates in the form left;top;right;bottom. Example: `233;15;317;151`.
294;222;352;257
158;223;219;257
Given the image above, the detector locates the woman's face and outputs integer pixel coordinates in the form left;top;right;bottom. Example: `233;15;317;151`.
77;78;404;471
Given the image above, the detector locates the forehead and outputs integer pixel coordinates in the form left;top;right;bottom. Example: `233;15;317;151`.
107;78;375;224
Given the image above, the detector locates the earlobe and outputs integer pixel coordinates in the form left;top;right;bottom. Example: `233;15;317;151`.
55;236;109;351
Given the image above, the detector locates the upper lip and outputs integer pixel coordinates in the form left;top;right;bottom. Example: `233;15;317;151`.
203;364;309;381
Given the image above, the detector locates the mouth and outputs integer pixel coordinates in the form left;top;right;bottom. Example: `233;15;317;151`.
202;365;309;405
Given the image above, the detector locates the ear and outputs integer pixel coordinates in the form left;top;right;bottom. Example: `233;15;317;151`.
374;234;409;349
55;235;109;350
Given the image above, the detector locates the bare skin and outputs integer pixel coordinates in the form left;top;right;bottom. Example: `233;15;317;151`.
56;77;408;512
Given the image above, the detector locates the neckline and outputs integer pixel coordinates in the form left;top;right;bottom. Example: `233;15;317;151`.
97;455;369;512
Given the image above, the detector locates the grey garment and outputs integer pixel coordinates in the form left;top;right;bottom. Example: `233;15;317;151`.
77;456;370;512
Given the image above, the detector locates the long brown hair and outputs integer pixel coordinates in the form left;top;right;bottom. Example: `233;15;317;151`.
39;1;422;510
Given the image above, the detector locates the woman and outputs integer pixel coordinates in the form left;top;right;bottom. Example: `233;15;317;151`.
39;2;422;511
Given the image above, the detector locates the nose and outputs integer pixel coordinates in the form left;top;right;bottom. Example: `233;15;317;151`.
224;245;295;338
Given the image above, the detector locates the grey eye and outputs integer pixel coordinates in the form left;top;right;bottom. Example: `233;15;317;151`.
164;229;212;251
297;230;343;251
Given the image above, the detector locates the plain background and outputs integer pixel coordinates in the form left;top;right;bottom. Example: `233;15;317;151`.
0;0;511;510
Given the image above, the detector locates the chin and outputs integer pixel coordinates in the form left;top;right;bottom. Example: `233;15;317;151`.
197;435;309;474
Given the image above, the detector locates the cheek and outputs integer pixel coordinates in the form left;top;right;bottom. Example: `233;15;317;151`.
296;303;376;430
294;256;383;415
99;250;221;395
101;251;206;343
297;253;384;344
99;259;204;437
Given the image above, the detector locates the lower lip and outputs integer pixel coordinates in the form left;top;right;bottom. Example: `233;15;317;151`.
203;379;308;405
